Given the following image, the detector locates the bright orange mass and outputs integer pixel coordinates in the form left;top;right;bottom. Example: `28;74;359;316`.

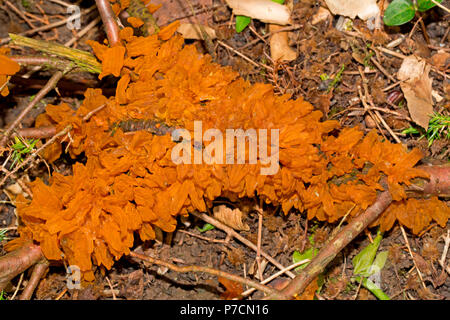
8;23;449;281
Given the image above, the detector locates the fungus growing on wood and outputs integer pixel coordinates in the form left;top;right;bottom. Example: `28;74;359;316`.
6;25;449;282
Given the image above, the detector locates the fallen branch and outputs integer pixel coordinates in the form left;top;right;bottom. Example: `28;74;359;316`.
191;211;296;279
19;260;49;300
9;34;101;74
268;189;393;299
129;251;285;299
266;165;450;299
0;243;44;291
0;69;68;148
95;0;121;46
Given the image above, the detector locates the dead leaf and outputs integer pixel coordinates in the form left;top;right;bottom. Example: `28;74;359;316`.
417;287;444;300
296;277;319;300
429;50;450;70
177;23;217;40
213;205;249;231
225;0;291;25
218;277;243;300
150;0;212;26
397;56;434;130
269;24;297;62
324;0;379;20
312;7;332;25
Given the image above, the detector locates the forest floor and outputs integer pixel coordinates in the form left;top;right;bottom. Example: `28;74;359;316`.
0;0;449;300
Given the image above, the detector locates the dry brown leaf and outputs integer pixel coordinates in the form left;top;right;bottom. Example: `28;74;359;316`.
312;6;332;25
177;23;217;40
269;24;297;62
397;56;434;130
213;205;249;231
218;276;243;300
429;50;450;70
225;0;291;25
324;0;379;20
150;0;212;25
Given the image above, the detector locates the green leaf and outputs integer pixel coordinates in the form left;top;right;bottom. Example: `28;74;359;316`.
235;15;251;33
383;0;416;26
293;247;318;271
352;231;383;277
359;277;391;300
416;0;443;12
271;0;285;3
197;223;215;233
369;251;389;275
402;126;420;135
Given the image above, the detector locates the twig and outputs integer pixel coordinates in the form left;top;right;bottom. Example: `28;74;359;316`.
439;229;449;269
0;6;97;45
217;40;273;72
0;243;45;291
239;259;310;298
10;273;23;300
129;251;285;298
82;104;106;121
15;126;57;140
105;276;117;300
177;229;228;244
266;189;393;299
0;125;72;188
358;66;402;144
431;0;450;13
0;69;68;148
191;211;296;279
9;34;101;74
11;56;77;71
95;0;121;46
370;57;396;83
64;16;102;47
55;288;68;300
400;226;427;289
5;1;37;30
19;260;49;300
256;206;264;281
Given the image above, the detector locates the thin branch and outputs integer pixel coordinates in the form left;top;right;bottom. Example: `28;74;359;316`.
95;0;121;46
0;125;72;188
0;69;68;148
0;243;45;291
129;251;285;298
0;6;97;45
267;189;394;299
19;260;49;300
191;211;296;279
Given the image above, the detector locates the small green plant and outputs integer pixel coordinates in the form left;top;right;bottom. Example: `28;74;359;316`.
9;136;38;169
196;223;215;233
292;226;319;271
21;0;31;9
351;230;390;300
235;0;285;33
0;290;6;300
327;64;345;93
0;229;7;243
384;0;443;26
402;113;450;147
320;73;330;81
